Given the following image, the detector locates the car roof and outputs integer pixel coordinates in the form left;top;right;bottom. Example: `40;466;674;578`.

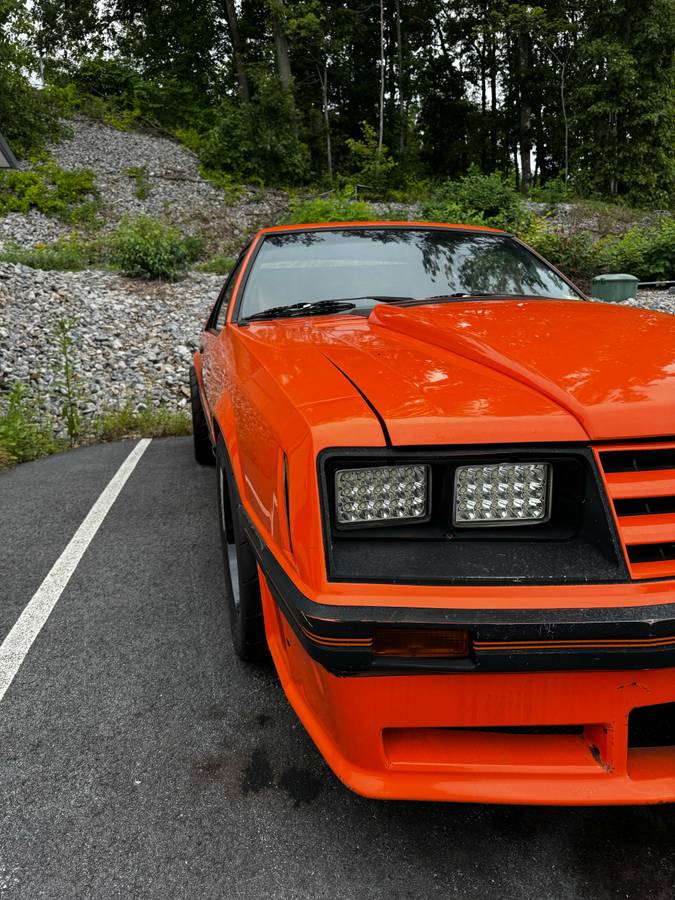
257;220;506;236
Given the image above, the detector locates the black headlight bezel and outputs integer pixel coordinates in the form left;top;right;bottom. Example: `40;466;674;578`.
318;444;628;586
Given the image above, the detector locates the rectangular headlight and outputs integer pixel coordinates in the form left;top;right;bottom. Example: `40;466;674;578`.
454;462;551;526
335;464;429;525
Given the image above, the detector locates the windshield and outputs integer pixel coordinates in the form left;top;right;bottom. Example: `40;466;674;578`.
239;228;582;320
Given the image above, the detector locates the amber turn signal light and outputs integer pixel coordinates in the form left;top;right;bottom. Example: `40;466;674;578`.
372;627;470;659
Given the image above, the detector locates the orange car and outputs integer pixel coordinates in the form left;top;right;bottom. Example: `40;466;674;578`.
191;221;675;805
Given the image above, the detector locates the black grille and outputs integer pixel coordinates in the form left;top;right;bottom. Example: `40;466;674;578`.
629;702;675;748
601;448;675;473
627;542;675;564
614;496;675;517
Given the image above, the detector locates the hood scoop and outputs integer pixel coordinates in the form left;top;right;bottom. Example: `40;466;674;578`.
369;300;675;441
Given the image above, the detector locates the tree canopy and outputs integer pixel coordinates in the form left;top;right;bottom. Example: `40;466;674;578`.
3;0;674;203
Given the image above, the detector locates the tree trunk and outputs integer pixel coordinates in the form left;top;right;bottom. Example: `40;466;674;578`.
318;62;333;180
517;30;532;196
221;0;250;103
271;2;292;90
394;0;405;153
378;0;385;153
489;35;498;168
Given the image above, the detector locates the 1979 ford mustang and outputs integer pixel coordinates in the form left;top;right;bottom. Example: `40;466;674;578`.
191;221;675;805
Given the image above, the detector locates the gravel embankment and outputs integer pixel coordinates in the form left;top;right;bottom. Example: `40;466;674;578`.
0;263;222;423
1;116;289;254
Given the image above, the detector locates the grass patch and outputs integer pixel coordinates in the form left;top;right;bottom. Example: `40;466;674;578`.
125;165;152;200
197;254;234;275
0;234;102;271
93;400;191;442
0;216;205;279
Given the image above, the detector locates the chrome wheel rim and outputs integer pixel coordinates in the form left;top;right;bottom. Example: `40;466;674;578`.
220;466;240;609
228;544;240;609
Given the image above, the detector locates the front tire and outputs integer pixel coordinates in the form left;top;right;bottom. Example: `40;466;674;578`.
216;437;268;661
190;365;214;466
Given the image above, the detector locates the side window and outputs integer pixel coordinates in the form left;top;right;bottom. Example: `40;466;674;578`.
212;252;247;330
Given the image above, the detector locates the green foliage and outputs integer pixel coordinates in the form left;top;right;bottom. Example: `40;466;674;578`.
125;165;151;200
198;167;246;203
0;233;101;270
283;189;374;224
343;123;397;196
520;216;675;285
93;400;191;442
0;162;98;223
0;384;62;466
0;74;63;159
45;55;214;133
197;255;235;275
108;216;204;280
596;218;675;282
529;177;571;204
0;1;62;157
55;319;82;444
422;168;531;230
200;78;309;185
519;220;597;286
172;127;206;155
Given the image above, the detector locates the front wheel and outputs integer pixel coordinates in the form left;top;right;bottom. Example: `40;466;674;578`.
216;437;268;661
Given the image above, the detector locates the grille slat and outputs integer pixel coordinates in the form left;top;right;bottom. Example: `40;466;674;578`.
620;513;675;546
597;444;675;581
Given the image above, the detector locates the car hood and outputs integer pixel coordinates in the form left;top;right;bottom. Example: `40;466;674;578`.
243;299;675;445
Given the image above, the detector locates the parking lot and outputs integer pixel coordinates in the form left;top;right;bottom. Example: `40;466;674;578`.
1;437;674;899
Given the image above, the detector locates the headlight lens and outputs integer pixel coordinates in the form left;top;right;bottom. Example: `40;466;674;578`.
335;464;429;525
454;462;551;525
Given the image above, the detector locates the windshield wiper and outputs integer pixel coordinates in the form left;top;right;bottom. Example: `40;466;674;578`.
241;295;414;323
242;299;357;322
423;292;544;301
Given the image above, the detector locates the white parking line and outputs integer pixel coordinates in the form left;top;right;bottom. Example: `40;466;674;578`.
0;438;152;705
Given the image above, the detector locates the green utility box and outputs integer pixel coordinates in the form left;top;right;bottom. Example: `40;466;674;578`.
591;273;639;302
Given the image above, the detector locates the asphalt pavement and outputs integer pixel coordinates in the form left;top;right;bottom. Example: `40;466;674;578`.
1;437;674;899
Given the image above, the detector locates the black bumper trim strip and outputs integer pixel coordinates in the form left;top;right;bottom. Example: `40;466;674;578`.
240;506;675;676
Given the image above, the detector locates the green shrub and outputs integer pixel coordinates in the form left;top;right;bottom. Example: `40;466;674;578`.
343;123;397;196
108;216;204;280
520;215;675;286
0;234;102;271
422;168;531;231
0;162;98;222
197;254;235;275
519;219;597;286
173;127;207;155
596;218;675;282
0;384;62;466
284;188;374;224
529;177;571;204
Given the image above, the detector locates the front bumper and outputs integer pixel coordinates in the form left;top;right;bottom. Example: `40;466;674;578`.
261;574;675;803
242;509;675;803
